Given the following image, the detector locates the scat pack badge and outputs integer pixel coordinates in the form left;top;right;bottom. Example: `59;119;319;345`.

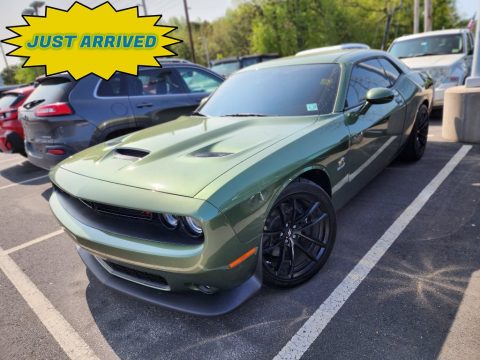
2;1;181;80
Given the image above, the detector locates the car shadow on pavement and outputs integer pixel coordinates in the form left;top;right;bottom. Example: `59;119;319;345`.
0;160;48;186
85;271;314;360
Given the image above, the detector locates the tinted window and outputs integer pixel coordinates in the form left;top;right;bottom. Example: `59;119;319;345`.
346;60;391;108
378;58;401;84
131;69;187;96
23;77;74;107
201;64;340;117
0;93;21;109
97;73;128;97
389;34;464;58
178;68;222;93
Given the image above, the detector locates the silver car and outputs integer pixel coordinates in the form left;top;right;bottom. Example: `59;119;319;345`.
388;29;474;108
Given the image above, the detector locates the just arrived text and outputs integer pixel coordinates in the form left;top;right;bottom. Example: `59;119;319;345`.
26;34;157;49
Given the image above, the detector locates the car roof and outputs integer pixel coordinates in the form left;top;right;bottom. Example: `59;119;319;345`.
392;28;469;42
238;49;390;72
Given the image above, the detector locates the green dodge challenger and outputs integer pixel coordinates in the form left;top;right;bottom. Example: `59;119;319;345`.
49;49;433;315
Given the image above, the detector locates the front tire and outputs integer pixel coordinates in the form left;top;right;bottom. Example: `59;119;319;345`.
262;180;336;288
399;104;429;161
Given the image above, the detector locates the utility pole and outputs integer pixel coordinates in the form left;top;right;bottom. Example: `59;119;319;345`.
381;0;403;50
413;0;419;33
424;0;432;32
183;0;196;63
140;0;148;15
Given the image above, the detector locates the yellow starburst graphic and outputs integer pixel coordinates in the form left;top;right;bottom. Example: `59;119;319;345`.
2;1;181;80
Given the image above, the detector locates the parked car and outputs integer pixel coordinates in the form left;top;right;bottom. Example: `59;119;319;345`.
49;49;432;315
210;54;279;77
20;59;224;169
388;29;474;108
0;85;35;154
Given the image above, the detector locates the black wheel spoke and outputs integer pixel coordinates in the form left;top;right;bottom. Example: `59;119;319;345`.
264;229;282;236
296;212;328;231
297;232;327;247
289;245;295;279
264;238;283;252
275;244;288;273
294;242;318;262
296;201;320;224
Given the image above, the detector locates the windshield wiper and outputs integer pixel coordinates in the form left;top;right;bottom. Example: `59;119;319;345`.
191;111;206;116
221;113;268;117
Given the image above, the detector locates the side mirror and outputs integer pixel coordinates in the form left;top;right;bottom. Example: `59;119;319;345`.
365;87;395;105
347;87;395;124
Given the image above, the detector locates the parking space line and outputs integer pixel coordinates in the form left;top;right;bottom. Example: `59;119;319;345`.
0;245;99;360
274;145;472;360
0;174;49;191
4;229;64;255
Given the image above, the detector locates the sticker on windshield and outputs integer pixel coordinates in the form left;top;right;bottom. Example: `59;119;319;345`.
306;103;318;112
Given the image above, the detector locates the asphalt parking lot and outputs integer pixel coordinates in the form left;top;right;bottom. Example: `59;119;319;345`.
1;117;479;360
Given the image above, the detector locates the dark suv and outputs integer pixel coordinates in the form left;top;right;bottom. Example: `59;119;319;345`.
20;60;223;169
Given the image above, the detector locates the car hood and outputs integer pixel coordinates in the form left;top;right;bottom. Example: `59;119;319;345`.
59;115;316;197
400;54;465;69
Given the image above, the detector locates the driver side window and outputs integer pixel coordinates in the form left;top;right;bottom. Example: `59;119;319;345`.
346;59;391;109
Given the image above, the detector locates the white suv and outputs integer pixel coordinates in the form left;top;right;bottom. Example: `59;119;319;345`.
388;29;474;108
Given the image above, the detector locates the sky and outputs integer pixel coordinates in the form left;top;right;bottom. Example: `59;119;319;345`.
0;0;478;73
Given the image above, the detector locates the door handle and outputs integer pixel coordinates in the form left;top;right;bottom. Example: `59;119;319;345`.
136;103;153;108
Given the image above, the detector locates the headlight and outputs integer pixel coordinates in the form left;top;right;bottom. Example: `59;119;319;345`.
161;214;179;229
184;216;203;236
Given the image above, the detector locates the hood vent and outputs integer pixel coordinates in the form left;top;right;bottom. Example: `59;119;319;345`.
114;148;150;160
190;151;233;158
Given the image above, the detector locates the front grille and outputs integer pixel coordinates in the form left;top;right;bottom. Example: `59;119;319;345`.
97;257;170;291
94;202;154;221
53;185;204;245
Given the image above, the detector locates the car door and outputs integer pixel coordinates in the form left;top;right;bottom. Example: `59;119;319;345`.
176;66;223;105
128;68;196;128
344;58;406;192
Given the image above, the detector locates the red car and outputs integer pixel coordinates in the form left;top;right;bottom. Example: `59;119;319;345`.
0;85;35;154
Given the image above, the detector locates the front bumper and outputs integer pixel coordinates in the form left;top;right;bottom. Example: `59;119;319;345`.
78;246;261;316
49;167;262;314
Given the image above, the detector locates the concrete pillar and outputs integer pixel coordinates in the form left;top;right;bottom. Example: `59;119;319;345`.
443;4;480;144
443;87;480;143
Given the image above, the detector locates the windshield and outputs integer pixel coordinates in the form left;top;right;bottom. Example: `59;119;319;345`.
211;61;240;77
389;34;464;58
200;64;340;117
0;94;20;109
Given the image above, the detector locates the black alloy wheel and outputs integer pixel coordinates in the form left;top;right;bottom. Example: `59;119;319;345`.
262;180;336;287
400;104;429;161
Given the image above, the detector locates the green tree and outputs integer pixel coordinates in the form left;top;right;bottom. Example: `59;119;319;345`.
1;65;19;85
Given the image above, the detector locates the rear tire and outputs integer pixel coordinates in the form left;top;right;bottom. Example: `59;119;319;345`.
262;180;336;288
399;104;429;161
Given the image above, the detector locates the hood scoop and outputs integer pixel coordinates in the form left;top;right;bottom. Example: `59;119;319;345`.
113;148;150;161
